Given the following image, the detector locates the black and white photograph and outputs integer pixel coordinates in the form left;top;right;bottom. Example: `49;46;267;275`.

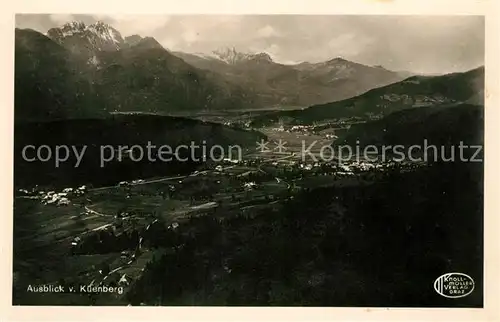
11;11;488;309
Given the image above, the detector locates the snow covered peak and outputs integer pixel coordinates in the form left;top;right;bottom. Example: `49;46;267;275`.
47;21;125;52
50;21;86;38
86;21;124;47
211;47;274;65
64;21;86;31
212;47;253;64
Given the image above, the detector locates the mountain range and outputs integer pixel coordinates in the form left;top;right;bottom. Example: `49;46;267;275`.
173;48;410;106
15;19;484;141
15;21;415;122
250;66;484;126
15;22;258;122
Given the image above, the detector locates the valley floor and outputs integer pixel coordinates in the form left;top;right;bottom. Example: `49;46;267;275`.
12;130;483;307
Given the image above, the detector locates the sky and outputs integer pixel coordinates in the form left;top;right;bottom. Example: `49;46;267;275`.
15;14;485;74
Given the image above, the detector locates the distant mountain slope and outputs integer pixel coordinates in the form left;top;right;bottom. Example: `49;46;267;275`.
93;38;257;113
250;66;484;126
15;114;265;187
15;28;107;121
173;48;408;106
336;103;484;149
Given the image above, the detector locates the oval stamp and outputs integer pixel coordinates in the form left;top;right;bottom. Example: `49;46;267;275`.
434;272;475;298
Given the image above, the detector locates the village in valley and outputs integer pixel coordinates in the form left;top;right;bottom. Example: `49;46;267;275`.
13;123;425;305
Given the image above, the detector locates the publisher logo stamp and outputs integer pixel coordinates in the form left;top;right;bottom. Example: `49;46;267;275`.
434;273;475;298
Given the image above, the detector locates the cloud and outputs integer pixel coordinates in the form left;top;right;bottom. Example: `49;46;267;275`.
182;30;199;44
159;38;178;50
49;14;75;25
327;33;374;57
267;43;280;53
256;25;280;38
98;15;171;36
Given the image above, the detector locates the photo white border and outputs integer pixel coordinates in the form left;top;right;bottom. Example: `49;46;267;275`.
1;1;499;321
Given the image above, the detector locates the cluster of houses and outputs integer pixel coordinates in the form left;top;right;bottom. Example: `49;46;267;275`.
271;124;313;134
288;125;313;133
41;191;71;206
118;179;145;187
243;181;257;190
290;160;411;176
324;133;338;140
214;158;240;172
35;185;87;206
222;157;240;165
